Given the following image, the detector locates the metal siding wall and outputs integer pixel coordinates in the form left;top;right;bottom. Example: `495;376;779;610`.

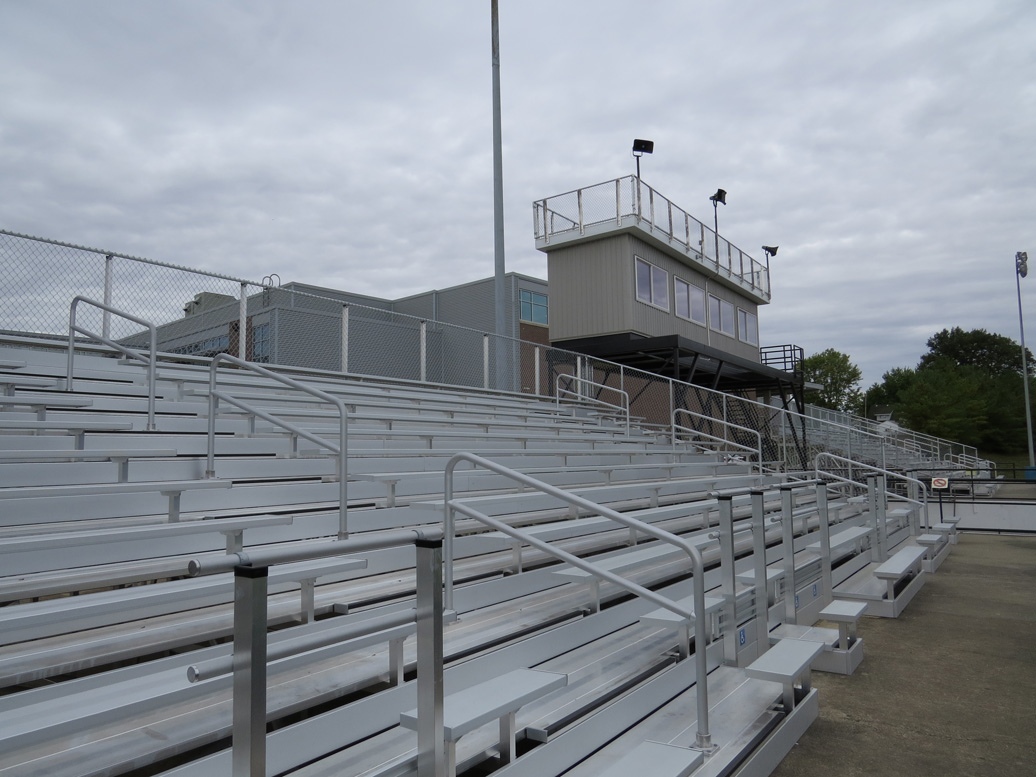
629;237;760;360
547;235;633;340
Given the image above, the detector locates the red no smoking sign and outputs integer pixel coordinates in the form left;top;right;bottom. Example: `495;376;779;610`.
931;477;949;489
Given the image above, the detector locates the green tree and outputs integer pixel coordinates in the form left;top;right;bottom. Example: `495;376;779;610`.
865;328;1035;453
863;366;917;412
920;327;1032;376
896;359;988;443
801;348;863;412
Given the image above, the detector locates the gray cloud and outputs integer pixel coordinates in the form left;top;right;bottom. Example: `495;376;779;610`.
2;0;1033;388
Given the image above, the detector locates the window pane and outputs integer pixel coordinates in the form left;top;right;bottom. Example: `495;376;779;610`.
651;266;669;309
636;258;652;303
689;285;706;323
519;289;548;324
738;308;758;345
709;295;721;331
721;300;735;336
675;278;690;319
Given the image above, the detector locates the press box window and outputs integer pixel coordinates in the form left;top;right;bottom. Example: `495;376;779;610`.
738;308;759;346
674;277;706;324
635;256;669;311
709;294;735;337
519;289;549;325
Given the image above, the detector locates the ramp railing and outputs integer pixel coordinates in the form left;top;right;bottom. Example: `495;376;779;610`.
443;452;716;751
67;296;157;430
672;408;763;468
815;452;930;529
205;352;350;537
556;374;630;435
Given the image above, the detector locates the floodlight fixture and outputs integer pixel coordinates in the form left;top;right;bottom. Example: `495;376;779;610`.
1017;250;1028;278
762;246;778;258
710;188;727;206
632;139;654;179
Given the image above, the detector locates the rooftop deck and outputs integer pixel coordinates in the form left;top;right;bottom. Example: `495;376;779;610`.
532;175;771;304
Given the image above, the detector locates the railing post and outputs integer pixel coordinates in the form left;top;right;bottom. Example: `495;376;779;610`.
341;304;349;374
577;188;585;236
415;538;445;777
232;565;268;777
420;320;427;383
817;485;833;602
102;254;113;339
781;486;797;623
751;489;769;660
875;475;888;559
866;476;882;561
614;179;621;226
717;495;739;666
238;283;248;361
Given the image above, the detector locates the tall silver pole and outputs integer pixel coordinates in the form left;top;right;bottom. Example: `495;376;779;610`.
1015;251;1034;469
492;0;507;391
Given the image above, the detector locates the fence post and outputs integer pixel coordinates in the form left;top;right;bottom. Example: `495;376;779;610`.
102;255;113;339
534;346;541;396
483;334;490;389
415;538;445;777
232;565;268;777
238;283;248;361
341;305;349;374
420;320;427;383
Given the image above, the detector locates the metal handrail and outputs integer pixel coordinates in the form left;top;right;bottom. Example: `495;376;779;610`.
556;374;630;435
185;527;444;777
67;296;157;430
814;452;930;528
443;452;716;751
671;408;762;468
205;353;350;538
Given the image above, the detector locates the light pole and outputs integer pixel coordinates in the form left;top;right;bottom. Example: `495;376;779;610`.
1015;251;1034;471
710;189;726;265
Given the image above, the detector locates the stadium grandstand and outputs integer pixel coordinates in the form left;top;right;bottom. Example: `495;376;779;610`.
0;176;1026;777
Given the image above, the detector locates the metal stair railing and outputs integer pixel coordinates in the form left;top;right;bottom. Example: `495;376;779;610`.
204;352;350;538
185;527;445;777
556;374;630;435
671;408;762;469
443;452;716;752
815;451;930;529
66;295;157;430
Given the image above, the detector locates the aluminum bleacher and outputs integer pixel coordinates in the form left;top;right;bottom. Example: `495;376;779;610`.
0;338;955;777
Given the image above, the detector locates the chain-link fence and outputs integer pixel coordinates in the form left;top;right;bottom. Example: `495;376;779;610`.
1;228;972;476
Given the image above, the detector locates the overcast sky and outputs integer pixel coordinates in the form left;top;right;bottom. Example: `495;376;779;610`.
2;0;1034;387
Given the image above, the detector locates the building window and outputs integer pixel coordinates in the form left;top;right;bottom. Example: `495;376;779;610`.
674;277;706;324
738;308;759;346
519;289;549;325
252;322;271;363
635;256;669;310
170;333;231;357
709;294;735;337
